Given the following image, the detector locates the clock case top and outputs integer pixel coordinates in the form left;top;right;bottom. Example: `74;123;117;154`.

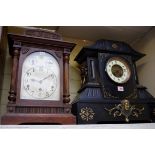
7;33;76;112
8;33;75;56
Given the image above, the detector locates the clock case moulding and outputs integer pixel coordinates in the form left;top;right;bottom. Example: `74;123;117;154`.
72;39;155;124
1;29;76;125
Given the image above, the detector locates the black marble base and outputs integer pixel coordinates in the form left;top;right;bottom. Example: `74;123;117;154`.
72;102;152;124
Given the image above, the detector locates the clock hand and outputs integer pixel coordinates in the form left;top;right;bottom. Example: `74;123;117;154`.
31;78;39;82
39;74;54;83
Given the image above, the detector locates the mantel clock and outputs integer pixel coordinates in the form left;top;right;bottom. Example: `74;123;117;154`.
72;39;155;124
2;29;76;125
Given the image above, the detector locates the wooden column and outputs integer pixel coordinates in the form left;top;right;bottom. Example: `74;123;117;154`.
63;49;70;104
8;45;20;104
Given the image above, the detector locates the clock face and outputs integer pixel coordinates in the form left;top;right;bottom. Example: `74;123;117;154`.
105;57;131;84
20;51;60;100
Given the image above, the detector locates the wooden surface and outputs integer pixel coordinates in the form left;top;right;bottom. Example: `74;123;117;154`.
0;27;7;100
2;113;76;125
8;48;20;104
63;52;70;103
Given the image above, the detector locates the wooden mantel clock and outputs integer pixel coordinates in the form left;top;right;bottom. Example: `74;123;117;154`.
2;29;76;125
72;39;155;124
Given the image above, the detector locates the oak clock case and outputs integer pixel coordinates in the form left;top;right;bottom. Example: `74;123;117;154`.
72;39;155;124
1;31;76;125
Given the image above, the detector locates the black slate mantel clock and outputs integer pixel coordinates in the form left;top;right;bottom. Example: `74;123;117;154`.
2;29;76;125
72;39;155;124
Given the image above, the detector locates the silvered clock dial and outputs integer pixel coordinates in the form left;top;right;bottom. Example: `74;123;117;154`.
105;57;131;84
20;51;60;100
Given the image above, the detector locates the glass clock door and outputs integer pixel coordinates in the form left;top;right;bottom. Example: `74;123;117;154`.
20;51;60;100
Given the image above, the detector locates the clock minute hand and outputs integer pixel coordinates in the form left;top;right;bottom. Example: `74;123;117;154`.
39;74;53;83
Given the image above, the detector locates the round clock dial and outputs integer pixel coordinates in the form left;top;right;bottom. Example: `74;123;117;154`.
20;51;60;100
105;57;131;84
23;67;57;99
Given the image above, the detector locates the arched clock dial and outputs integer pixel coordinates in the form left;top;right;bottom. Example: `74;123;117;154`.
23;68;57;99
20;51;60;100
105;57;131;84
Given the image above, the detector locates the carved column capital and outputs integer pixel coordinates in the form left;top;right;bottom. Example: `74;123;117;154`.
12;48;20;59
63;52;70;63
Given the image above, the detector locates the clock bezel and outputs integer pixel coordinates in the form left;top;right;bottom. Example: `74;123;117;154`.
16;47;64;107
105;56;131;84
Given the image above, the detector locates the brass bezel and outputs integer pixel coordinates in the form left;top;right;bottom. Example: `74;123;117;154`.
105;56;131;84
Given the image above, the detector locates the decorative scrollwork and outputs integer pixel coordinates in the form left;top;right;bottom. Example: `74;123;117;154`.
79;107;95;121
104;99;144;122
22;48;29;54
112;43;118;49
102;84;137;99
102;85;118;99
25;29;62;40
80;64;88;85
55;51;62;58
125;89;138;99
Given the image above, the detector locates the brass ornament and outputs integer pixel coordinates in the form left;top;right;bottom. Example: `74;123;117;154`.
105;57;131;84
102;85;118;99
80;64;88;85
104;99;144;122
79;107;95;121
125;89;137;99
112;43;118;49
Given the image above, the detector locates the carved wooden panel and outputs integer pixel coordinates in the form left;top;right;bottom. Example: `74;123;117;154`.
25;29;62;40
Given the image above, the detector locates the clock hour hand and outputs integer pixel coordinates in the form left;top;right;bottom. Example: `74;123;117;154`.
31;78;39;82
